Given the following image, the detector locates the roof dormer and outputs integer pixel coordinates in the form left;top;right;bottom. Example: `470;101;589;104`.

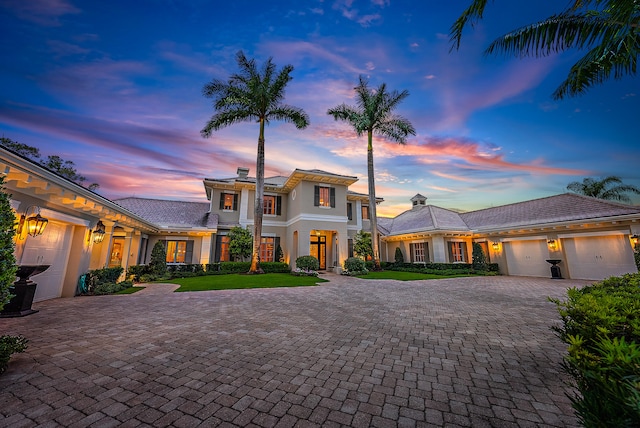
410;193;427;209
236;167;249;178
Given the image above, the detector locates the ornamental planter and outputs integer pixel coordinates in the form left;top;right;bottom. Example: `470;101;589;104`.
0;265;50;317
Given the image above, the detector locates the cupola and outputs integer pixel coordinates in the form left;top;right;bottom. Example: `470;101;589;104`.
410;193;427;209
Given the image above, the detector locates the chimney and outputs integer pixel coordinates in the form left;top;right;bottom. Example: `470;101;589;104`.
237;167;249;178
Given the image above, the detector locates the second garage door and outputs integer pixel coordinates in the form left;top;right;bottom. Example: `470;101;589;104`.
562;235;637;280
505;239;550;278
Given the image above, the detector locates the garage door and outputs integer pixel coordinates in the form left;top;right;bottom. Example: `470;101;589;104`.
20;221;72;302
562;235;637;280
505;239;550;277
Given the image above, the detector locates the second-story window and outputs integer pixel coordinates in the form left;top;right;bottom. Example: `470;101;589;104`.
362;205;369;220
263;195;281;215
314;186;335;208
347;203;353;220
220;193;238;211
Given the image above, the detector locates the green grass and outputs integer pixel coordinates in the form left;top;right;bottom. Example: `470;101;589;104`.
356;271;473;281
115;286;145;294
167;273;328;292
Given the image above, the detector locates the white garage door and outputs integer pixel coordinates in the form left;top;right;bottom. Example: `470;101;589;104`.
505;239;551;278
563;235;637;280
20;221;72;302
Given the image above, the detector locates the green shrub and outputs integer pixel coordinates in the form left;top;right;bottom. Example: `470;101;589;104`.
85;267;124;292
344;257;368;275
394;247;404;265
0;335;28;375
127;264;150;282
260;262;290;273
93;280;133;295
149;241;167;276
296;256;319;271
550;273;640;426
383;262;499;275
220;261;251;273
0;176;17;312
472;242;488;271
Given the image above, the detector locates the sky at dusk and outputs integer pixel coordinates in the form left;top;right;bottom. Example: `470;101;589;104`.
1;0;638;216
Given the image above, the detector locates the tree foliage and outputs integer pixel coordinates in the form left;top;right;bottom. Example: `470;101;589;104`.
353;230;373;261
0;175;17;312
0;137;99;190
149;241;167;276
227;226;253;262
450;0;639;99
328;76;415;270
472;242;488;271
394;247;405;265
567;176;640;203
201;51;309;273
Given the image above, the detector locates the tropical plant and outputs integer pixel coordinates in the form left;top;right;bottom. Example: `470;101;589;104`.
149;241;167;276
566;176;640;203
450;0;640;99
201;51;309;273
353;230;373;261
328;77;415;270
0;175;17;311
227;226;253;261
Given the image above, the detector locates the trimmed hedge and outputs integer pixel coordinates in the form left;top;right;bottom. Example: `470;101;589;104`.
128;262;290;280
550;273;640;426
381;262;499;275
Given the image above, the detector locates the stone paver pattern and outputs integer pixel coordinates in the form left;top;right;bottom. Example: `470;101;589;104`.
0;274;592;427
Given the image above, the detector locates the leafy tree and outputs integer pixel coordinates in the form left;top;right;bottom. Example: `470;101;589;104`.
472;242;488;271
567;176;640;203
227;226;253;262
0;138;99;190
394;247;404;265
149;241;167;276
353;230;373;261
328;76;415;270
201;51;309;274
450;0;639;99
0;175;17;311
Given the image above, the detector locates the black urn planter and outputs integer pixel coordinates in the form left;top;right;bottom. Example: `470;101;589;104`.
0;265;50;318
545;259;563;279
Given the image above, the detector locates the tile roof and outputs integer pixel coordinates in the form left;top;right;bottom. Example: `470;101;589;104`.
380;205;470;236
114;197;218;230
460;193;640;230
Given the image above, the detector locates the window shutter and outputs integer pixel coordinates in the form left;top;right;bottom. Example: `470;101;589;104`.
219;193;225;210
463;243;469;263
425;242;430;263
214;235;222;263
314;186;320;206
274;237;280;262
233;194;238;211
185;240;194;264
276;196;282;216
330;188;336;208
409;243;415;263
347;203;352;220
447;242;454;263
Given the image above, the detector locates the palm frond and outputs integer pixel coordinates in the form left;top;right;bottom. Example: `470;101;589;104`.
375;115;416;144
267;106;310;129
450;0;491;51
200;109;257;137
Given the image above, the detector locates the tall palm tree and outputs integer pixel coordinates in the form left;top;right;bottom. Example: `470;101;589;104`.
202;51;309;274
567;176;640;203
328;76;415;270
450;0;639;99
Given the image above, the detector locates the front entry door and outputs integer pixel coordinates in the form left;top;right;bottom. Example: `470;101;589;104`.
310;235;326;269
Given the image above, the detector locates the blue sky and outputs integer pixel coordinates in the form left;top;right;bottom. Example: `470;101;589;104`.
1;0;638;216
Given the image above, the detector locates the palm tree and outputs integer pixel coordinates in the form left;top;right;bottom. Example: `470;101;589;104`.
202;51;309;274
567;176;640;203
450;0;639;99
328;76;415;270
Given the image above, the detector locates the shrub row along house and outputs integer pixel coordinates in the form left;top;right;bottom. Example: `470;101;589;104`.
2;146;639;303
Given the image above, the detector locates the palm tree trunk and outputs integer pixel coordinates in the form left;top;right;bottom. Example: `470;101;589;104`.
367;130;381;271
249;119;265;274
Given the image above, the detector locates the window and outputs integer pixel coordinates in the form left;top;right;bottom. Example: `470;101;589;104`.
219;235;230;262
348;239;354;258
361;205;369;220
347;203;353;220
314;186;335;208
263;195;281;215
413;243;426;263
166;240;194;263
219;193;238;211
449;242;466;263
260;237;275;262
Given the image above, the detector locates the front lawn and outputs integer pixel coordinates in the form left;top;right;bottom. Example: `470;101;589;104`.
167;273;328;292
357;271;473;281
115;286;145;294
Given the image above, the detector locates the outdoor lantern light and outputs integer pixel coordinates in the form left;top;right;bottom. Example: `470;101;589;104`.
17;206;48;239
92;221;106;244
632;234;639;246
491;241;500;251
547;239;558;250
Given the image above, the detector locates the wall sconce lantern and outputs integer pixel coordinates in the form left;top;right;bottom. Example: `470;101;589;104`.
491;241;501;251
92;221;106;244
17;206;48;239
547;239;558;250
631;234;639;247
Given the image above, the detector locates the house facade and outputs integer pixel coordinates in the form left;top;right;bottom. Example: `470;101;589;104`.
2;145;639;304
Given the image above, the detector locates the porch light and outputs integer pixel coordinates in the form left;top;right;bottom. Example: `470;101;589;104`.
17;206;48;239
491;241;500;251
547;239;558;250
632;234;639;246
92;221;106;244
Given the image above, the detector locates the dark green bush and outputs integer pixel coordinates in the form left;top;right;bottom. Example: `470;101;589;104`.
472;242;488;271
127;264;150;282
0;335;28;375
260;262;290;273
384;262;499;275
93;280;134;295
296;256;319;271
149;241;167;276
394;247;404;265
220;261;251;273
344;257;367;275
550;273;640;426
85;267;124;292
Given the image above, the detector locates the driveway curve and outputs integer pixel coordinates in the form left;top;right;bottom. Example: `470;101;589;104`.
0;275;592;427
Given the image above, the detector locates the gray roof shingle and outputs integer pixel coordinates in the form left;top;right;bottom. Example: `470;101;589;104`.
114;197;218;230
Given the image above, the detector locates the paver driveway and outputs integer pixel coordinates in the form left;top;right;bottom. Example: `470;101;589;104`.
0;275;592;427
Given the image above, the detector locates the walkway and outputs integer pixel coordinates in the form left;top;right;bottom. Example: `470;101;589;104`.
0;275;592;427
